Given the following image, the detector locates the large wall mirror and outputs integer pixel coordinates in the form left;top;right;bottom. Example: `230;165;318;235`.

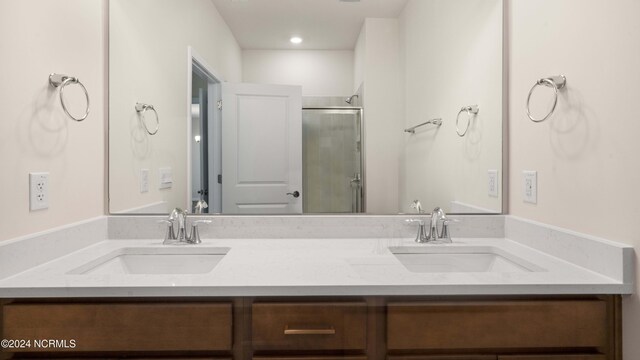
109;0;504;215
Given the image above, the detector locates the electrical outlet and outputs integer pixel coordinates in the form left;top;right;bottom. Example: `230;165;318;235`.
140;169;149;193
523;171;537;204
488;170;499;197
29;172;49;211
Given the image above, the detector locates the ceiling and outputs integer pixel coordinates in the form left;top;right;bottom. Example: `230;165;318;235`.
211;0;409;50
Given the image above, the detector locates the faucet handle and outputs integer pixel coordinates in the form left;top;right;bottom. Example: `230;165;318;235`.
438;217;459;243
405;218;428;243
158;219;177;243
188;220;211;244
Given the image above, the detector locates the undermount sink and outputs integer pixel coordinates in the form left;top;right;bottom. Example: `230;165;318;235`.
68;247;230;275
389;246;544;273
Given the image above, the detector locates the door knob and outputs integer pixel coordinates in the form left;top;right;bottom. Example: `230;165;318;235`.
287;191;300;198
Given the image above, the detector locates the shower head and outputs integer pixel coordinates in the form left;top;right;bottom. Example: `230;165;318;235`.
345;94;359;104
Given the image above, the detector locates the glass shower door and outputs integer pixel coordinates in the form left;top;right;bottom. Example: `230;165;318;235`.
302;109;363;213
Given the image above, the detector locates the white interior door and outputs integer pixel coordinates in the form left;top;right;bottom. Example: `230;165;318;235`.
221;83;302;214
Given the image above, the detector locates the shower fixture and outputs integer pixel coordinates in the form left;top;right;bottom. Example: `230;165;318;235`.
345;94;359;104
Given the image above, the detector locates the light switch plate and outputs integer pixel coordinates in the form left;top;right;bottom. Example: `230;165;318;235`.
29;172;49;211
140;169;149;193
158;167;173;189
488;170;499;197
523;170;537;204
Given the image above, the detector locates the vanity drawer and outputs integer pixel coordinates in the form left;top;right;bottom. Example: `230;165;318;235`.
252;302;367;351
387;300;608;350
2;302;232;352
254;357;367;360
388;356;496;360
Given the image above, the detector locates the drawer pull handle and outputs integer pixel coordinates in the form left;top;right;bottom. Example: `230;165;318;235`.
284;325;336;335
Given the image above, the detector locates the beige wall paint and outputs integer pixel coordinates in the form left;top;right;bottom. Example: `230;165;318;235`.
109;0;242;213
508;0;640;357
243;50;354;97
398;0;503;214
357;19;404;214
353;27;366;93
0;0;105;241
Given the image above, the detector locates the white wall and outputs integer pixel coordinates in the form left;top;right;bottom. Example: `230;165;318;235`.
243;50;354;97
508;0;640;358
0;0;105;241
357;19;404;213
353;29;366;92
398;0;503;213
109;0;242;213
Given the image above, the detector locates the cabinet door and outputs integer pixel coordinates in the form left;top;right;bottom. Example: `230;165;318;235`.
389;356;496;360
3;303;232;352
498;356;606;360
14;358;230;360
387;300;607;350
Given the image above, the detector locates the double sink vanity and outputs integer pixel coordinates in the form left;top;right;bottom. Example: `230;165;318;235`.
0;214;632;360
65;244;535;276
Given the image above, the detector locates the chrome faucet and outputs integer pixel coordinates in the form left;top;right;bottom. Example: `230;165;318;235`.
427;207;444;241
429;207;454;243
406;207;455;244
160;208;210;244
194;199;208;214
410;199;425;213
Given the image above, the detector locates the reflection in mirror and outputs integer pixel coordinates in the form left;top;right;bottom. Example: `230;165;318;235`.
109;0;503;215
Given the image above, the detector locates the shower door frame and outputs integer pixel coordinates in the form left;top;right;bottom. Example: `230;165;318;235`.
302;107;366;214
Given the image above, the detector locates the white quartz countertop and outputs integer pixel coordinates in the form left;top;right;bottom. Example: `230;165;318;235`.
0;237;630;298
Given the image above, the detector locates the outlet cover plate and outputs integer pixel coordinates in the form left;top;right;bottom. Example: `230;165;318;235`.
29;172;49;211
158;167;173;190
523;170;537;204
488;170;499;197
140;169;149;193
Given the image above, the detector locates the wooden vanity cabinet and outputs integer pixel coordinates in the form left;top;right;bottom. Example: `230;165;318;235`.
0;296;621;360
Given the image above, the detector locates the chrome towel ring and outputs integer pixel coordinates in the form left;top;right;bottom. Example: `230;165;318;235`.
526;75;566;122
49;73;90;122
456;105;479;137
135;103;159;135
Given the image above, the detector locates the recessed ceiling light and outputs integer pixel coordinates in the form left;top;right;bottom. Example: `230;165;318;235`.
290;36;303;44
